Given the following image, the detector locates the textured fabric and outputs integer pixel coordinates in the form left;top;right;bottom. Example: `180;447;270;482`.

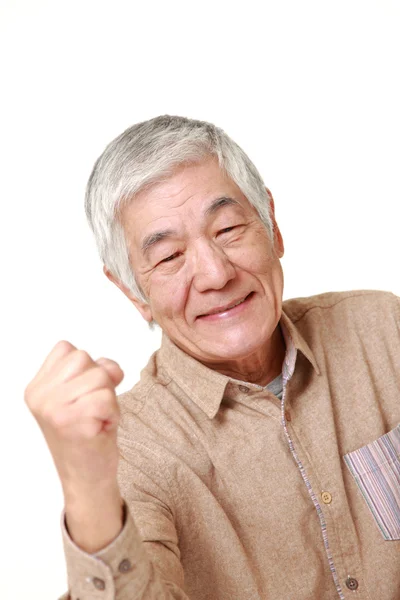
344;425;400;541
61;290;400;600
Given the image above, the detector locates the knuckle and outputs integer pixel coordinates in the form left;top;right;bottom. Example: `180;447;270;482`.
24;386;42;412
93;390;118;418
93;367;112;388
54;340;75;353
71;349;93;370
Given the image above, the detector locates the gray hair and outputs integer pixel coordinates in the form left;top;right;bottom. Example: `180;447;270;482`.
85;115;273;302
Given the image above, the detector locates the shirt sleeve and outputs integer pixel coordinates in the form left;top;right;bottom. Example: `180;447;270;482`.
60;500;190;600
60;440;191;600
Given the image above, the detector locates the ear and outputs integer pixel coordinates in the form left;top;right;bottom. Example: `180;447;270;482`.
266;188;284;258
103;266;153;323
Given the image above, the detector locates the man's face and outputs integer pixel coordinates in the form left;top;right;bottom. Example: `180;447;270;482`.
119;158;284;366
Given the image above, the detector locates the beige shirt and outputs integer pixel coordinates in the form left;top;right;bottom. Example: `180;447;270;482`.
61;290;400;600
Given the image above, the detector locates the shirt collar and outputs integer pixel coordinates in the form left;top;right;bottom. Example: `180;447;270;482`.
158;334;230;419
279;309;321;377
157;307;320;419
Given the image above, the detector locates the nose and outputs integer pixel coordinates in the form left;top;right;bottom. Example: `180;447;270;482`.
191;241;236;292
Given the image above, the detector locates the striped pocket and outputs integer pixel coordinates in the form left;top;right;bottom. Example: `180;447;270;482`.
344;424;400;541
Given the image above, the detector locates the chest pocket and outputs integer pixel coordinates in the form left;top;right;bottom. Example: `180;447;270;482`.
344;424;400;541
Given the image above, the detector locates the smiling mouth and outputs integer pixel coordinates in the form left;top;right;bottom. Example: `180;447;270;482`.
198;293;253;318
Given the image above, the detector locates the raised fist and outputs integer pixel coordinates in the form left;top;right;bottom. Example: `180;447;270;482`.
24;340;124;496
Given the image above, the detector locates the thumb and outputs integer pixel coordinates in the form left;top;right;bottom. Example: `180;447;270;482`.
96;358;124;387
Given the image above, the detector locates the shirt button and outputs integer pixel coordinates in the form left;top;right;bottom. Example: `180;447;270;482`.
92;577;106;591
118;558;133;573
345;576;359;591
321;491;332;504
284;410;291;422
238;385;250;393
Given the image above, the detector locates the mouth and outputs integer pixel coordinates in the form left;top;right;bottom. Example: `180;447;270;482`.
197;292;254;319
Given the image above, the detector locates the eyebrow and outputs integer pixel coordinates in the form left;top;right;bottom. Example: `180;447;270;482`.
204;196;240;217
141;229;176;256
140;196;241;256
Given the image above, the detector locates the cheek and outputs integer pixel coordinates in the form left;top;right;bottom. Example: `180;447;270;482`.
235;238;275;272
147;273;190;319
240;242;283;291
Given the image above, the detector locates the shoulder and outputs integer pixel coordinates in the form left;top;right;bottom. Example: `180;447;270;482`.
116;348;169;427
282;291;400;357
280;290;400;384
283;290;399;324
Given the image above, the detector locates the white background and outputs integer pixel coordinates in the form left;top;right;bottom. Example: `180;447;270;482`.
1;1;399;598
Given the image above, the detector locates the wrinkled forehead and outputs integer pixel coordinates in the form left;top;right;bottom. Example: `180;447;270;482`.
119;158;256;239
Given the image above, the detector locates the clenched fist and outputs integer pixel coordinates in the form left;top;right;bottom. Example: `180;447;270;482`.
24;340;125;552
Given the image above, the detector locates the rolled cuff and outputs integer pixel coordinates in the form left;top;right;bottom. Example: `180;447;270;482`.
60;501;152;600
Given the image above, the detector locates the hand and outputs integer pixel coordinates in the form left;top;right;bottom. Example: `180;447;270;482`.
25;341;125;550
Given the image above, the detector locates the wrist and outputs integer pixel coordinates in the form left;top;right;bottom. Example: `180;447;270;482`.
63;477;121;508
64;485;124;553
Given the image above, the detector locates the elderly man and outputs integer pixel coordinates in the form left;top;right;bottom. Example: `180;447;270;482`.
25;116;400;600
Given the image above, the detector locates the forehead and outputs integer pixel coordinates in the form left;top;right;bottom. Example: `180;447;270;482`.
121;158;254;241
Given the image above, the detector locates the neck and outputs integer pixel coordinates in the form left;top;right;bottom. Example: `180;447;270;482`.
202;325;285;387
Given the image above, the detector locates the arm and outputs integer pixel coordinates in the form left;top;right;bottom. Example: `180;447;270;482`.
24;341;190;600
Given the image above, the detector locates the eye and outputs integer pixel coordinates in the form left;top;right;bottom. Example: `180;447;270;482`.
218;226;236;235
160;252;180;264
